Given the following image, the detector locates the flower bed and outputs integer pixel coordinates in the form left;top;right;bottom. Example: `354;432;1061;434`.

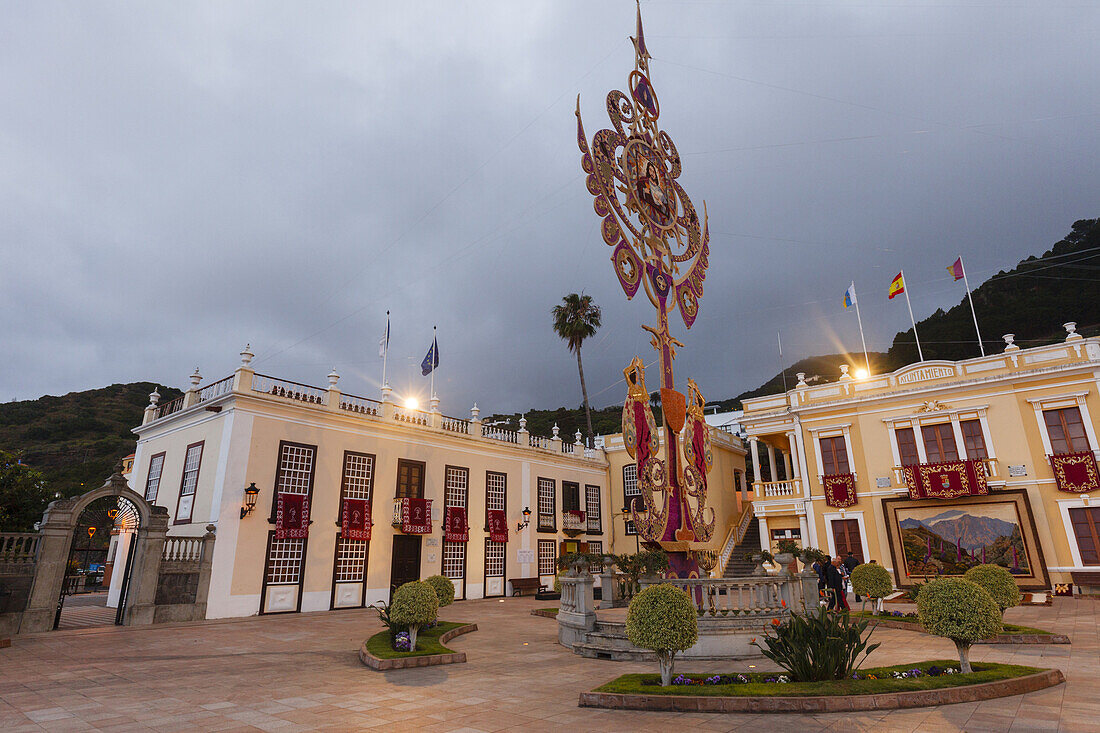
850;611;1068;644
582;661;1064;713
359;622;476;670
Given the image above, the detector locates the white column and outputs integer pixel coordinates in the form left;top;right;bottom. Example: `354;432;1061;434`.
750;438;762;488
758;516;770;552
106;529;134;608
768;443;780;482
798;514;809;545
738;468;748;502
784;450;794;481
951;416;968;460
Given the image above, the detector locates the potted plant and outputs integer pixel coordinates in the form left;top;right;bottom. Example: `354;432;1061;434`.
775;539;799;575
744;549;774;576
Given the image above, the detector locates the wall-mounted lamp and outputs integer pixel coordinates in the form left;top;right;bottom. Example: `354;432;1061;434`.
240;482;260;519
516;506;532;532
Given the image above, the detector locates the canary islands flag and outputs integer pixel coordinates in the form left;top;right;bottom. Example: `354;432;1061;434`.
843;282;857;309
888;272;905;300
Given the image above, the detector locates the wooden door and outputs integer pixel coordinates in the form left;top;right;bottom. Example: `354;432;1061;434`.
389;535;421;598
831;519;864;562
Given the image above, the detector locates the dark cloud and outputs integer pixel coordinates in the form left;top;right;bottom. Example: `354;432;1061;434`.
2;1;1098;417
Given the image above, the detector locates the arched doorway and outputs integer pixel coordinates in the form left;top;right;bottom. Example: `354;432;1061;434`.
19;471;170;634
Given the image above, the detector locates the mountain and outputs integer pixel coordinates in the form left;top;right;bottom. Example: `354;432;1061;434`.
926;514;1017;552
0;382;182;497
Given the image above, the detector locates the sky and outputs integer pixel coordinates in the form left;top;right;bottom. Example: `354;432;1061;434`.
2;1;1099;419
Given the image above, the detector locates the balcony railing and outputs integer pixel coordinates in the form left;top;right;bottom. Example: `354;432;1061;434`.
0;533;40;563
483;426;519;444
154;394;185;419
197;376;234;403
529;435;551;450
252;374;328;405
441;415;469;434
393;406;429;426
563;510;586;533
754;479;798;498
339;393;381;416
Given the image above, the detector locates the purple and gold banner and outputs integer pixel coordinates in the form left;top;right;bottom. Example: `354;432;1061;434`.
904;460;988;500
1050;452;1100;493
823;473;857;508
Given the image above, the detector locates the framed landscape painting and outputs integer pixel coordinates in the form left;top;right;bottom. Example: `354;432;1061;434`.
882;489;1049;590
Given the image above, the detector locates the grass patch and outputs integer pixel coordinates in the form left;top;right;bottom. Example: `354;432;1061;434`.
537;608;558;615
593;661;1044;697
364;622;468;659
851;611;1053;635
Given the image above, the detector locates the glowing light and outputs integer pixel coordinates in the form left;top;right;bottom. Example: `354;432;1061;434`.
854;367;869;380
404;397;419;410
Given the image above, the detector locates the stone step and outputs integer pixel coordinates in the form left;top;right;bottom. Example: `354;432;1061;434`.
571;641;655;662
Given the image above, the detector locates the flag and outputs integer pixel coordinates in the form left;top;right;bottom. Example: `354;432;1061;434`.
843;282;857;309
378;316;389;358
888;272;905;300
421;336;439;376
948;257;964;281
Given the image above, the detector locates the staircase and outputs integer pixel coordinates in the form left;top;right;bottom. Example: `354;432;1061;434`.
571;619;656;661
722;518;762;577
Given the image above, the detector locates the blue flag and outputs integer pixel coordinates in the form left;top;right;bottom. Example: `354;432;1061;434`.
421;336;439;376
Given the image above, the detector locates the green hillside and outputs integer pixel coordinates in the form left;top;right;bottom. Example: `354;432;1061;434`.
0;382;182;497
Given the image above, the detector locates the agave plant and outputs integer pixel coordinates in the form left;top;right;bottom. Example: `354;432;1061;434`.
751;604;880;681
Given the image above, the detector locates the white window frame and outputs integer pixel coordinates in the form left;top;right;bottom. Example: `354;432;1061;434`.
585;484;602;533
537;539;557;577
808;424;855;482
537;477;555;529
1057;496;1100;569
622;464;640;535
821;510;872;567
144;453;165;502
1029;393;1098;457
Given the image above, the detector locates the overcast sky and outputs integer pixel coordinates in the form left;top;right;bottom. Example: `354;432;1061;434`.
3;1;1098;419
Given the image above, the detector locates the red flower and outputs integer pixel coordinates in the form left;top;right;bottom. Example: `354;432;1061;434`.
781;600;786;608
771;618;781;626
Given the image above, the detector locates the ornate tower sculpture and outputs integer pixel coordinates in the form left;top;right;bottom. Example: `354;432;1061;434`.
576;3;715;577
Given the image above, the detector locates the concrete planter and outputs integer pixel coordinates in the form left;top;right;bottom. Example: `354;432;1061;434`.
358;623;478;670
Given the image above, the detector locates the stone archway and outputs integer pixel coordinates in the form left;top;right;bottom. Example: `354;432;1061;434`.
19;472;170;633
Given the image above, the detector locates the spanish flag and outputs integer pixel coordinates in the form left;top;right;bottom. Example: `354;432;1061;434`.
888;272;905;300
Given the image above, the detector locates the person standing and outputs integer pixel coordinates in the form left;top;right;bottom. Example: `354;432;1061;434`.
843;551;862;601
826;557;849;611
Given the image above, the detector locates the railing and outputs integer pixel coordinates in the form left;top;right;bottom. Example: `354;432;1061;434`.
641;576;794;618
483;425;519;444
252;374;328;405
563;510;586;532
583;447;599;459
529;434;550;449
393;406;429;426
339;393;381;416
162;536;204;563
755;479;797;498
155;394;185;419
392;498;403;526
562;442;576;454
441;415;469;434
197;375;234;403
715;506;755;577
0;533;40;563
560;576;578;614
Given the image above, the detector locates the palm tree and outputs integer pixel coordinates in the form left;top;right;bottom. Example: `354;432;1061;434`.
552;293;602;447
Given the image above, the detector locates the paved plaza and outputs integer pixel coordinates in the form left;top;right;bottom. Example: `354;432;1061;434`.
0;596;1096;732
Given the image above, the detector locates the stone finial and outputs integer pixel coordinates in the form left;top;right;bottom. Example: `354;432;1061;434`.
240;344;254;367
552;423;560;439
574;429;583;445
518;414;528;433
148;388;161;406
189;368;202;388
470;403;481;421
380;384;393;403
839;364;852;381
796;372;808;388
1003;334;1019;352
327;368;340;387
429;395;440;413
1064;322;1082;341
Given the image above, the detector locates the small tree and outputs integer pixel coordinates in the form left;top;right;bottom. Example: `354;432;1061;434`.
917;578;1002;673
425;574;456;608
964;564;1021;615
390;581;439;651
850;563;893;615
626;583;698;686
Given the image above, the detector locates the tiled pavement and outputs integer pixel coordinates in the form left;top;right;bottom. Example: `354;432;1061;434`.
0;595;1095;732
57;593;117;630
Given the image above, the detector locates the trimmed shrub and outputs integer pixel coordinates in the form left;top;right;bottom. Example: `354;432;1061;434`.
752;603;880;681
425;574;456;608
626;583;698;686
390;581;439;651
851;564;893;614
964;564;1021;614
917;578;1002;673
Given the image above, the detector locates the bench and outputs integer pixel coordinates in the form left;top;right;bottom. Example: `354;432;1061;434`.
511;577;542;596
1070;571;1100;593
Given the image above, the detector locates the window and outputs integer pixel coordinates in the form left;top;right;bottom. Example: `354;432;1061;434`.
175;442;204;523
960;419;988;460
895;427;920;466
341;452;374;502
486;471;506;512
623;465;640;535
585;485;602;532
485;539;505;577
443;466;469;582
442;542;466;580
396;459;425;498
538;539;557;576
562;481;581;512
819;436;850;476
537;477;556;530
144;453;165;502
334;539;367;583
334;452;374;591
265;537;304;584
921;423;959;463
264;442;315;595
1045;407;1090;455
1069;507;1100;565
587;540;603;572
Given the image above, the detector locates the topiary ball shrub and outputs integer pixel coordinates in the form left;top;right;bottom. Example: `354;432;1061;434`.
851;563;893;614
964;564;1021;615
390;580;439;651
626;583;698;686
917;578;1002;673
425;574;456;608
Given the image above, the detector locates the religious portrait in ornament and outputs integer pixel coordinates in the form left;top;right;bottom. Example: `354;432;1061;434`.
624;139;673;229
629;70;659;118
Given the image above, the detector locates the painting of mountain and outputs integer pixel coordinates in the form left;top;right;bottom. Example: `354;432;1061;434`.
895;502;1029;576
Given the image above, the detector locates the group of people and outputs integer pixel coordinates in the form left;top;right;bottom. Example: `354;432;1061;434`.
812;552;865;611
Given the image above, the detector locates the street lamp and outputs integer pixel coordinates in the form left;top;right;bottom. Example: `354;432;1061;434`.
240;482;260;519
516;507;532;532
620;506;639;553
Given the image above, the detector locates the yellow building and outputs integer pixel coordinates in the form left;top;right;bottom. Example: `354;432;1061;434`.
740;325;1100;594
129;346;746;618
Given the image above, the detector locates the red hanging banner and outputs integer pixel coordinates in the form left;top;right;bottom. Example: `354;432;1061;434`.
400;498;433;534
822;473;857;508
275;493;309;539
1050;452;1100;493
487;508;509;543
341;498;371;541
905;460;988;500
443;506;469;542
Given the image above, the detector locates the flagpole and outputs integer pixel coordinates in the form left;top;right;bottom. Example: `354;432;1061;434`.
777;331;788;391
960;257;985;357
381;310;390;387
901;269;925;361
430;325;437;400
853;286;871;374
